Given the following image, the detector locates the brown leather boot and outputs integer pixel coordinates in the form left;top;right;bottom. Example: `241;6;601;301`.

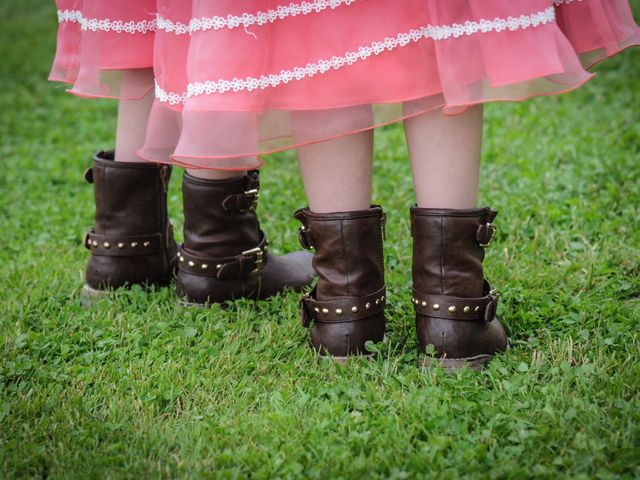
176;171;315;304
296;206;387;362
82;151;177;298
411;207;508;371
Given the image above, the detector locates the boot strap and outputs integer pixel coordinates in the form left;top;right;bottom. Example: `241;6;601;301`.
476;222;497;247
222;189;259;213
220;170;260;212
300;286;386;327
177;233;268;280
412;280;499;323
84;231;163;256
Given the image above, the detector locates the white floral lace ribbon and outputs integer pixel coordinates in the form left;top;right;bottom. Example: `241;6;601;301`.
57;9;156;34
157;0;359;35
155;6;557;105
57;1;358;35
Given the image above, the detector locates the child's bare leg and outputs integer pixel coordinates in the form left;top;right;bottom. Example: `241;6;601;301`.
404;105;483;208
292;106;374;212
296;131;373;213
114;69;155;163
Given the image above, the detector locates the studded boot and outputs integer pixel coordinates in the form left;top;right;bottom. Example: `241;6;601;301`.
83;150;177;298
411;207;508;371
176;171;315;304
296;206;387;362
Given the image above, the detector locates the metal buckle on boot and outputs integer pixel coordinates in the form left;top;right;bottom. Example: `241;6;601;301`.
242;246;264;274
478;223;497;247
83;231;92;249
298;226;314;250
300;292;311;327
83;168;94;184
241;189;259;212
483;287;500;323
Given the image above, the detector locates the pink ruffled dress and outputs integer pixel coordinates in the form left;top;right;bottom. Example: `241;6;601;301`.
50;0;640;170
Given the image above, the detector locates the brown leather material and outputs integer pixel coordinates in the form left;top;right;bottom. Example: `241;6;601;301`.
411;206;507;362
294;207;386;357
176;171;315;304
85;150;177;290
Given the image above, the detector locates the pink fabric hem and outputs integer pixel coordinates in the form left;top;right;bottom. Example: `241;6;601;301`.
134;72;598;171
48;75;154;101
136;151;265;171
581;40;640;70
65;86;153;101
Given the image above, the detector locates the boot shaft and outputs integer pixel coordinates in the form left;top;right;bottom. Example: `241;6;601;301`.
91;151;170;236
181;171;261;257
295;206;385;299
410;207;497;298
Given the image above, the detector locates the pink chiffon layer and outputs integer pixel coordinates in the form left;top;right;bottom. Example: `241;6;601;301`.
50;0;156;99
50;0;640;170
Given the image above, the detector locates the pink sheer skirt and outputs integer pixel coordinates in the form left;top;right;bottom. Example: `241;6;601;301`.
50;0;640;170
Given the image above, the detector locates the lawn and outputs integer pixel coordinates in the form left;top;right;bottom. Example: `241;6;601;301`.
1;1;639;478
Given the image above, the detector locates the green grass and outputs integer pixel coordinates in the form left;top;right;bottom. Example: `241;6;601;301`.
1;1;639;478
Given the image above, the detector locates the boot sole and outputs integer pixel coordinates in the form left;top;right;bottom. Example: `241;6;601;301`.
81;282;171;307
81;284;112;307
178;299;208;308
177;298;257;310
318;352;377;365
419;354;493;372
176;285;306;308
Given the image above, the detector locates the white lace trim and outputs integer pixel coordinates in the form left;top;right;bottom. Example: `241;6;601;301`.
554;0;584;5
57;10;82;24
155;15;190;36
155;7;556;105
57;10;157;34
157;0;359;35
